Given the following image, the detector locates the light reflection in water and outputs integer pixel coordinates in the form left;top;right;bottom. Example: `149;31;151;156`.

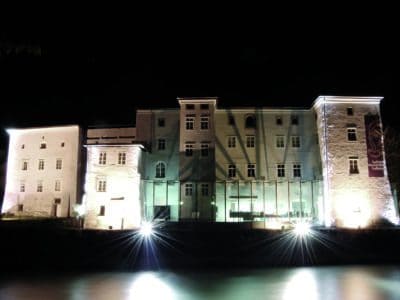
128;272;174;300
282;269;318;300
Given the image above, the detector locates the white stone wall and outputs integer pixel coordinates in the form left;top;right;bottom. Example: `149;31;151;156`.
83;144;143;229
313;96;398;227
2;125;81;217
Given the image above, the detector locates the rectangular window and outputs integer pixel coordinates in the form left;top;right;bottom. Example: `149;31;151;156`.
37;181;43;192
201;183;209;196
246;136;255;148
55;180;61;192
201;143;209;157
99;152;107;165
185;183;193;196
61;142;65;147
20;182;25;192
200;104;209;110
291;115;299;125
347;128;357;141
56;159;62;170
347;107;354;116
293;164;301;177
228;164;236;178
276;136;285;148
228;136;236;148
40;142;46;149
158;139;166;150
349;157;359;174
228;115;235;125
186;117;194;130
158;118;165;127
99;205;105;216
38;159;44;170
22;160;28;171
18;204;23;212
186;104;195;110
247;164;256;177
185;144;194;157
291;136;300;148
276;116;283;125
200;117;209;130
97;179;107;192
277;164;285;177
54;198;61;204
118;152;126;164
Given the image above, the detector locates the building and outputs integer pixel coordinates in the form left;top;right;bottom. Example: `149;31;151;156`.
1;96;399;228
2;125;82;217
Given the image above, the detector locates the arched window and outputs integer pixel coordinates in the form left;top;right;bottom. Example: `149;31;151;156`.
155;162;166;178
245;115;256;128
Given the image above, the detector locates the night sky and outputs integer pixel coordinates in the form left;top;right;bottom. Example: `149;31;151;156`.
0;20;396;158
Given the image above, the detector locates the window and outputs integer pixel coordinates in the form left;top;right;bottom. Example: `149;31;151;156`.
349;157;359;174
158;118;165;127
291;115;299;125
293;164;301;177
276;116;283;125
40;142;46;149
228;136;236;148
99;205;105;216
61;142;65;147
228;164;236;178
157;139;166;150
56;159;62;170
18;204;23;212
185;183;193;196
277;164;285;177
200;104;209;110
245;115;256;128
38;159;44;170
54;198;61;204
201;183;209;196
155;162;166;178
201;143;209;157
347;107;354;116
291;136;300;148
200;117;209;130
21;144;25;149
99;152;107;165
347;128;357;141
246;136;255;148
185;144;194;156
118;152;126;165
276;136;285;148
228;115;235;125
22;160;28;171
55;180;61;192
20;182;25;192
37;181;43;192
186;117;194;130
186;104;195;110
97;179;107;192
247;164;256;177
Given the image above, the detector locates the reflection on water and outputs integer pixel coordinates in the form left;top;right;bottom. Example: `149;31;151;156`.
0;265;399;300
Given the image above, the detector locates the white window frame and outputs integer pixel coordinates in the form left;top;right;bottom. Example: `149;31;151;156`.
228;136;236;148
349;157;359;174
186;117;194;130
97;179;107;192
247;164;256;178
185;183;193;196
293;164;301;178
200;117;209;130
55;180;61;192
118;152;127;165
158;139;166;150
277;164;285;177
228;164;236;178
37;181;43;192
99;152;107;165
200;143;209;157
38;159;44;170
56;159;62;170
20;182;25;193
201;183;209;196
276;135;285;148
155;162;166;178
246;136;255;148
22;160;28;171
291;136;301;148
347;128;357;141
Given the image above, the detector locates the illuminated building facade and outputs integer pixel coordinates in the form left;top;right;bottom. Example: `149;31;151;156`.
1;126;82;217
2;96;398;228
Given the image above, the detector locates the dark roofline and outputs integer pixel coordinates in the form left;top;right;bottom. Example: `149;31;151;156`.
86;124;135;129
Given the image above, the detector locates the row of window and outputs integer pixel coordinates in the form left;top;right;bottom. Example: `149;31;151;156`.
21;141;65;150
227;164;302;178
185;117;209;130
227;135;301;149
19;180;62;193
21;159;63;171
98;152;126;165
184;143;210;157
184;183;210;196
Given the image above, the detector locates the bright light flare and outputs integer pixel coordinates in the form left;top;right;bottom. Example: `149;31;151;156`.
294;222;311;236
139;221;153;237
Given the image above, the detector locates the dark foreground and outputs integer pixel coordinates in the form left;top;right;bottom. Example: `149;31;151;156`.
0;219;399;272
